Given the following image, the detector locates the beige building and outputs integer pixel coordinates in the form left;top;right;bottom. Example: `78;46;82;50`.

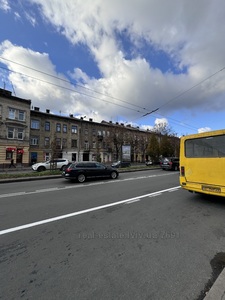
29;107;153;164
0;88;31;168
1;88;171;167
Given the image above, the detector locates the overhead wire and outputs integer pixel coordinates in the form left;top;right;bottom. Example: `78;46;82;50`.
141;66;225;118
0;65;143;113
0;56;224;132
0;57;147;112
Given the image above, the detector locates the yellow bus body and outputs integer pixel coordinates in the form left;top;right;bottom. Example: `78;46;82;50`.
179;129;225;197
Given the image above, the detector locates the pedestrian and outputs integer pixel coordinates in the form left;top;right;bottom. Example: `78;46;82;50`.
9;158;16;168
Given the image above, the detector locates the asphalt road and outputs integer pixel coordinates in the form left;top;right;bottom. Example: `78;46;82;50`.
0;169;225;300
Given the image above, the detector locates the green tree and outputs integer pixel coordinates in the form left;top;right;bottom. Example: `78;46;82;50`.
159;135;175;157
146;134;160;163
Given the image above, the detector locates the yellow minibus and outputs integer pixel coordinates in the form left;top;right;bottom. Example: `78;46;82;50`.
180;129;225;197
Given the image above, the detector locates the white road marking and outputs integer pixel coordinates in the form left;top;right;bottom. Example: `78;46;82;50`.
0;172;177;199
125;199;141;204
0;186;181;236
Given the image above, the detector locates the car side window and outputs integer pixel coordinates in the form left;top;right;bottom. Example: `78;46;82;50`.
76;163;85;168
85;163;95;168
95;163;104;169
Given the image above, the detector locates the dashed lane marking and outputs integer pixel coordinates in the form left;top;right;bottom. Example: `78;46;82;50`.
0;172;177;199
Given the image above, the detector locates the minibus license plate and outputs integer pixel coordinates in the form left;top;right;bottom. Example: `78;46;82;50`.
202;185;221;193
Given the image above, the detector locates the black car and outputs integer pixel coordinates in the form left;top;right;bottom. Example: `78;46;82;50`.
160;157;180;171
111;161;131;168
62;161;119;183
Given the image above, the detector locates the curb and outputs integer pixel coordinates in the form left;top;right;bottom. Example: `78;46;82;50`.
203;268;225;299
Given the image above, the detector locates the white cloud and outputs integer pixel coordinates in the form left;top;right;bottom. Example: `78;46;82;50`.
198;127;212;133
1;0;225;133
0;0;10;12
27;0;225;111
24;12;37;27
14;11;21;20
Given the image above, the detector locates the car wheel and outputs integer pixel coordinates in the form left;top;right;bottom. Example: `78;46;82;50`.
110;171;118;179
60;165;66;171
37;166;46;172
77;174;86;183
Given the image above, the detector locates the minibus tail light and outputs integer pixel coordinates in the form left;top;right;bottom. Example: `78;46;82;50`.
181;166;185;176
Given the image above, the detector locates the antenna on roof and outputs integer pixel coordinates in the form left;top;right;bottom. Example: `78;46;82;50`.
10;81;16;96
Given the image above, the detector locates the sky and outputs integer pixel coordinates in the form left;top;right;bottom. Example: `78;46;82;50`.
0;0;225;137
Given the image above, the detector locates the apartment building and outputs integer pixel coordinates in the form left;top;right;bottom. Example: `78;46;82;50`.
1;87;173;167
0;88;31;168
29;106;155;164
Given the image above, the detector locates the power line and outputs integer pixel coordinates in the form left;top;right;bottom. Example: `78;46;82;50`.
0;57;148;112
0;65;144;114
1;56;224;132
141;66;225;117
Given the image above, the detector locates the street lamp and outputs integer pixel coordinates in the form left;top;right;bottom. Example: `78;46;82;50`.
78;116;86;161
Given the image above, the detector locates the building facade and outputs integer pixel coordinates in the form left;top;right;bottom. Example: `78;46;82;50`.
0;88;31;168
0;88;179;168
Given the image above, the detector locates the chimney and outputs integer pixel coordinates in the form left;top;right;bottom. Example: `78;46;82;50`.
69;114;73;118
34;107;39;111
46;109;50;113
89;118;93;122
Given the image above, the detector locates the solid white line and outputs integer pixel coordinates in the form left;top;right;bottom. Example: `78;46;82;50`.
0;186;181;236
125;198;140;204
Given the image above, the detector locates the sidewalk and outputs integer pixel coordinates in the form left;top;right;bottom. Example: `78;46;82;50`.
203;268;225;299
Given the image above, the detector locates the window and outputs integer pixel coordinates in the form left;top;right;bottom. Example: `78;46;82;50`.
17;128;24;140
84;141;89;150
18;110;25;121
45;137;50;146
30;137;39;145
45;152;50;161
63;138;67;148
45;121;50;131
185;135;225;158
7;127;24;139
71;125;78;134
8;127;14;139
56;123;61;132
6;150;13;159
8;108;16;119
71;139;77;148
84;129;88;135
93;141;96;148
63;124;67;133
31;119;40;129
92;129;96;136
56;138;61;147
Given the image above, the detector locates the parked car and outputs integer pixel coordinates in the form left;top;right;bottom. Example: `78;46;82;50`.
145;160;153;166
160;157;180;171
111;161;131;168
62;161;119;183
32;158;70;172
